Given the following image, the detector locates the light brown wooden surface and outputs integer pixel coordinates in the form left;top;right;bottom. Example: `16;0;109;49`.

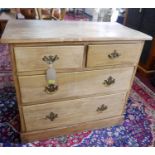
87;43;143;67
9;45;26;132
18;67;134;104
21;115;123;142
14;45;84;72
23;92;126;131
15;64;135;76
12;40;144;47
121;42;144;115
1;20;152;43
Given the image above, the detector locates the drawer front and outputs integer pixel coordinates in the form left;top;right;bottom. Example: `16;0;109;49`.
23;92;126;131
87;43;142;67
19;67;134;104
14;46;84;72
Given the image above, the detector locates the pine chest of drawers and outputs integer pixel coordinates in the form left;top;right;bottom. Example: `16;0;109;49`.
1;20;152;142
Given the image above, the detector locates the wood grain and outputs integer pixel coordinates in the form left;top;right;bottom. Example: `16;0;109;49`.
12;40;144;47
23;92;126;131
14;46;84;72
87;43;143;67
1;20;152;43
121;42;144;115
21;115;123;142
9;45;26;132
16;63;134;76
18;67;134;104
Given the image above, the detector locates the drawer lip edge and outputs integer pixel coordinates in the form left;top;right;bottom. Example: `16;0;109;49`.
21;90;129;106
22;91;127;107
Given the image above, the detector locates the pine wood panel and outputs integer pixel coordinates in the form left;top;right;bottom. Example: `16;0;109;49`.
21;115;123;142
12;40;144;47
16;64;134;76
23;92;125;131
1;20;152;43
9;45;26;132
18;67;134;104
21;116;123;142
14;46;84;72
87;43;143;67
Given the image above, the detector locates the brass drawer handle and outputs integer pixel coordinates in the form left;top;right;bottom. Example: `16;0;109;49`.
42;55;59;64
45;84;58;94
45;112;58;121
97;104;108;112
108;50;121;59
103;76;115;86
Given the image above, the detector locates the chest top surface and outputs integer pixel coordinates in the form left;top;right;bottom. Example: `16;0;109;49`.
1;20;152;43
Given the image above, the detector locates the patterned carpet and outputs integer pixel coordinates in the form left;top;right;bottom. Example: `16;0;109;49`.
0;77;155;147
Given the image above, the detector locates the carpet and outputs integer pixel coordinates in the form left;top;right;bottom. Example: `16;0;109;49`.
0;77;155;147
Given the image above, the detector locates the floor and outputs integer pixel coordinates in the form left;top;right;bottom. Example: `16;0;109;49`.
136;72;155;93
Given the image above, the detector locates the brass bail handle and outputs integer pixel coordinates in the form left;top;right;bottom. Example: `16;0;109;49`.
97;104;108;112
108;50;121;59
42;55;59;64
45;112;58;121
103;76;115;86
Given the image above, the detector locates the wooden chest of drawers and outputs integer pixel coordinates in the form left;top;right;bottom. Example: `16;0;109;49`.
1;20;152;142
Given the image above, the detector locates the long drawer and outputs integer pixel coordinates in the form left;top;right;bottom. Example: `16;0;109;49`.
14;45;84;72
23;92;126;131
19;67;134;104
87;43;142;67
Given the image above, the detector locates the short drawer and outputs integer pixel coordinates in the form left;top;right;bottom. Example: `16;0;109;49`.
23;92;126;131
14;45;84;72
87;43;142;67
19;67;134;104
